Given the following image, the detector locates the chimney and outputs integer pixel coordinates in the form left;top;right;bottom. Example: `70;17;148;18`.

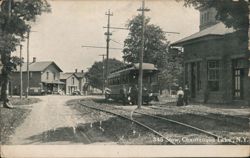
33;57;36;63
75;69;78;73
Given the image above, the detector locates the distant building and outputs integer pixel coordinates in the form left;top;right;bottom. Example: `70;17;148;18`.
171;7;250;105
60;72;80;95
74;69;88;94
11;58;64;95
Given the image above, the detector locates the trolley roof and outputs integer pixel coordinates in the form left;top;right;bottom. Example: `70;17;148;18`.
108;63;158;78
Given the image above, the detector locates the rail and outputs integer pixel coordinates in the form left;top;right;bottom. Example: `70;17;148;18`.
78;100;176;145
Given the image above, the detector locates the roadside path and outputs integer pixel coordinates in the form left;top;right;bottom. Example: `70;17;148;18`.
9;95;87;145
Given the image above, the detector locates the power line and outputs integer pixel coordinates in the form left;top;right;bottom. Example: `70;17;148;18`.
164;31;180;34
103;26;129;30
81;45;122;50
110;39;123;45
103;26;180;34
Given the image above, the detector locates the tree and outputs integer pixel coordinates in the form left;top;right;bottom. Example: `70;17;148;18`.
159;48;184;92
123;15;169;69
182;0;249;34
0;0;50;108
85;58;125;90
123;14;184;92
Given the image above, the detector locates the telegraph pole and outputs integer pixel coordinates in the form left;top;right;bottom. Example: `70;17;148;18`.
26;29;30;98
99;54;106;94
20;44;23;99
105;9;113;87
137;0;150;108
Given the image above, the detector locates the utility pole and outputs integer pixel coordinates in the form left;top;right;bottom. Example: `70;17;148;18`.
137;0;150;109
104;9;113;87
99;54;106;95
20;44;23;99
26;29;30;98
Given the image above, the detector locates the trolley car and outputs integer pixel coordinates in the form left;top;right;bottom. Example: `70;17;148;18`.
105;63;159;104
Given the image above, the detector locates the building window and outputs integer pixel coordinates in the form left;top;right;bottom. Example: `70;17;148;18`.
29;72;33;79
53;73;56;80
234;69;241;98
46;72;49;80
207;60;219;91
72;77;75;85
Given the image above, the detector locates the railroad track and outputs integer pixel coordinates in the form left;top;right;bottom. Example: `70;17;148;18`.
78;100;176;145
79;99;239;145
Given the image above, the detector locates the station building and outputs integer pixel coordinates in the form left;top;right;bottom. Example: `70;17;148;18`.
11;58;64;95
171;7;250;105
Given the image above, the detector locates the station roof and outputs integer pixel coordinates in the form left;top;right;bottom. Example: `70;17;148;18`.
15;61;63;72
171;22;235;46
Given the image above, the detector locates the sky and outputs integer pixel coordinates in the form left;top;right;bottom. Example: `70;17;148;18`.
13;0;199;72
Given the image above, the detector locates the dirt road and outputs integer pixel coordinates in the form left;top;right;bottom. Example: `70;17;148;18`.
9;95;89;145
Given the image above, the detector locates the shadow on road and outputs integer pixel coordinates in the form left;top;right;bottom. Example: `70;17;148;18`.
25;116;147;145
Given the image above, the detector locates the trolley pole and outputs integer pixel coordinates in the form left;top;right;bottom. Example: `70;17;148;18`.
99;54;106;94
137;0;150;108
105;9;113;87
20;44;23;99
26;29;30;98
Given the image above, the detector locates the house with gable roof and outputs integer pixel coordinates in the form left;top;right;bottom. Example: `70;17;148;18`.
10;58;64;95
60;72;80;95
74;69;88;95
171;7;250;105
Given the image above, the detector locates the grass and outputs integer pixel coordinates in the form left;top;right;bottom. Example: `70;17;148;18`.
0;97;41;144
0;107;31;144
9;97;41;106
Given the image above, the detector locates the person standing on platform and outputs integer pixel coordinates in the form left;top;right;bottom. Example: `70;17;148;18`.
176;87;184;106
183;85;190;106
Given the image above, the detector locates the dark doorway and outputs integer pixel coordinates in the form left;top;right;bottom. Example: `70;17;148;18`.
191;63;196;98
233;69;244;99
232;59;244;100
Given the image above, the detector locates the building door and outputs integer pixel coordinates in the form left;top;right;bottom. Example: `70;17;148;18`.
191;63;196;98
233;68;244;99
232;59;244;100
